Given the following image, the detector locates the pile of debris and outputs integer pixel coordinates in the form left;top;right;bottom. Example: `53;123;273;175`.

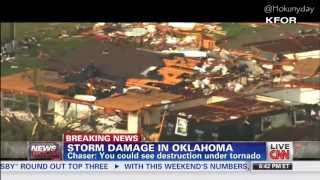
19;37;41;50
124;50;250;98
123;33;319;99
1;42;16;63
85;22;227;53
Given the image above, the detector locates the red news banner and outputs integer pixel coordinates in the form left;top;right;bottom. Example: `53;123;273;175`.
64;134;141;143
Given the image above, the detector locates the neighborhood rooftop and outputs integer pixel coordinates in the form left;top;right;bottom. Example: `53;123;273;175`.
95;89;184;112
1;70;75;100
174;97;286;123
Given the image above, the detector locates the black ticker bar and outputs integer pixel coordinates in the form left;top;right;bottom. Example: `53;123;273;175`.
252;163;293;170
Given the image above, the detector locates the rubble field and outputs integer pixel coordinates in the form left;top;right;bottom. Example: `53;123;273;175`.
1;22;319;142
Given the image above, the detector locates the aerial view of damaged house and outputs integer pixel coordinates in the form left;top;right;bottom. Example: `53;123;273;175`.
1;23;320;141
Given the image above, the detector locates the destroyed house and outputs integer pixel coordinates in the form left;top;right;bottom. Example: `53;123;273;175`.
258;88;320;125
95;90;184;134
243;35;320;54
125;58;199;92
1;68;234;135
94;89;226;136
198;34;216;50
162;97;290;141
47;40;165;79
157;66;195;85
125;55;243;100
1;70;204;135
273;59;320;89
0;70;75;100
0;70;104;125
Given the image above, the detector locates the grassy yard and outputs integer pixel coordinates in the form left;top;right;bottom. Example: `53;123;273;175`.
1;23;94;76
220;23;266;38
1;23;93;42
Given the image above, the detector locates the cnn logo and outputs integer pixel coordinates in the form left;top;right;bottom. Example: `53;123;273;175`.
267;142;293;161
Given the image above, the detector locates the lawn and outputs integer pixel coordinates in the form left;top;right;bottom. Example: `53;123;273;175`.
220;23;266;38
1;23;93;42
1;23;94;76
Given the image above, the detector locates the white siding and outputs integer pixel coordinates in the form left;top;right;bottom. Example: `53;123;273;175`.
271;113;292;128
128;112;140;133
264;88;320;105
284;50;320;60
54;100;67;126
143;107;161;125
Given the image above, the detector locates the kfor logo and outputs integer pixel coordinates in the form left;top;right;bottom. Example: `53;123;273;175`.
267;142;293;161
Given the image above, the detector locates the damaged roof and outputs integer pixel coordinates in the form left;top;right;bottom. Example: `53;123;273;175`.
244;35;320;53
0;70;75;100
262;88;320;105
47;40;165;78
174;97;286;123
286;76;320;89
163;57;201;70
176;105;237;123
293;58;320;77
158;66;195;85
125;78;170;90
95;90;184;112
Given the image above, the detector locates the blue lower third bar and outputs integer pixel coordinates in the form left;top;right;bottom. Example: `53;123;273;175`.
63;142;266;161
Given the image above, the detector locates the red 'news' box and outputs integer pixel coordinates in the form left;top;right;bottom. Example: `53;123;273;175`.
29;142;62;160
63;133;141;143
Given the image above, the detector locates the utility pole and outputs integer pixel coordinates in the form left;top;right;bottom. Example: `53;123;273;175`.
1;23;15;51
11;23;16;50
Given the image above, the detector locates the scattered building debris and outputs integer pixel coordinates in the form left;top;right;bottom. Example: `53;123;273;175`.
292;58;320;77
1;23;319;141
162;97;288;140
244;35;320;54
